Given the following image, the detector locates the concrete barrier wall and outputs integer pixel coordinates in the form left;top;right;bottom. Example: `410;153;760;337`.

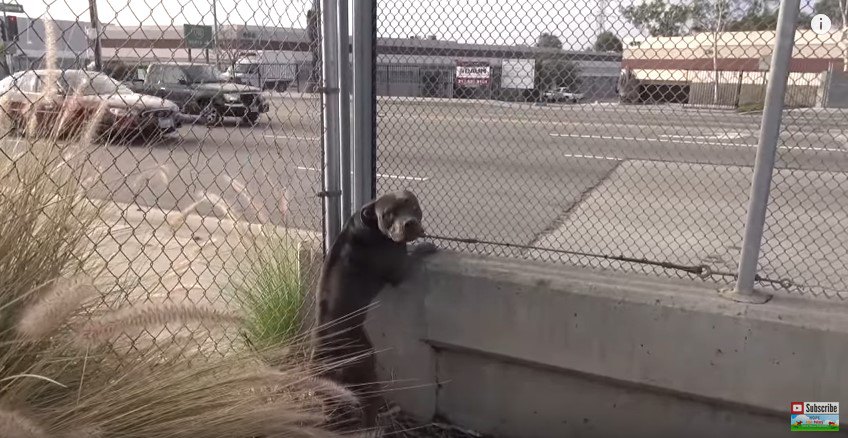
366;252;848;438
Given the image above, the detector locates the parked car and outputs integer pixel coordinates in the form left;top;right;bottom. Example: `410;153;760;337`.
544;87;584;103
130;63;269;125
0;69;181;141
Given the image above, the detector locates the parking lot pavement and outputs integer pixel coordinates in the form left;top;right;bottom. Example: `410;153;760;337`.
6;95;846;296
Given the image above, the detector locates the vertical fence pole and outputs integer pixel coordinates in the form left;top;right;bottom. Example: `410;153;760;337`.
321;0;342;252
351;0;375;209
337;0;352;221
727;0;800;303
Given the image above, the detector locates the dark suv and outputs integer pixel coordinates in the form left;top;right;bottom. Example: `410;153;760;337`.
130;63;269;125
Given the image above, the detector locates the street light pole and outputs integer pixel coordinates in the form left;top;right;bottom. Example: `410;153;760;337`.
88;0;102;70
212;0;218;65
2;8;9;75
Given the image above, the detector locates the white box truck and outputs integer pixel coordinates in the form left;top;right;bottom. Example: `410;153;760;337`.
224;51;298;91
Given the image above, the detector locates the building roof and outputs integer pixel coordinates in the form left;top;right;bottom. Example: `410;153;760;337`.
99;24;621;63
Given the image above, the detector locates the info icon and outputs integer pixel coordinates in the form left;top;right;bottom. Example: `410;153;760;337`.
792;402;804;414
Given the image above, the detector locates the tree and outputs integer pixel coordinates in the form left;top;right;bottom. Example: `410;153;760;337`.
594;31;623;52
622;0;808;37
306;8;321;92
815;0;848;71
690;0;738;104
717;0;812;31
816;0;844;28
537;33;563;49
533;32;580;97
621;0;693;37
218;26;245;73
537;59;581;92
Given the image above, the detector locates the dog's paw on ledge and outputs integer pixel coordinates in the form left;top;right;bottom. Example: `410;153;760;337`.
410;241;439;256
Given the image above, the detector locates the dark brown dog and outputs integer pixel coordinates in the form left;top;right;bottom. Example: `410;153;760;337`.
312;190;435;430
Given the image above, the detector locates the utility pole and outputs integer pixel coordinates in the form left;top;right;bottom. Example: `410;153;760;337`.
212;0;218;65
307;0;321;92
596;0;608;34
2;9;9;75
88;0;102;70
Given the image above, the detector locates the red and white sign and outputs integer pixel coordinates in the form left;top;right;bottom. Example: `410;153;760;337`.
792;402;805;414
456;63;491;87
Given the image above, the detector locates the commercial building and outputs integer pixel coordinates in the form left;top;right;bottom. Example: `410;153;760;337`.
2;16;91;74
622;30;845;107
98;24;622;100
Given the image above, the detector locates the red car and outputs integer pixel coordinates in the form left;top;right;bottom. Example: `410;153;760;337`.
0;69;182;142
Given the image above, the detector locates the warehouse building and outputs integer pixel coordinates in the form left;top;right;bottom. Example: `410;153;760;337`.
98;24;621;101
1;16;90;74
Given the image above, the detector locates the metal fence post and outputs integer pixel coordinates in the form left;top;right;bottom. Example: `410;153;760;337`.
321;0;342;253
351;0;375;209
337;0;351;221
726;0;800;303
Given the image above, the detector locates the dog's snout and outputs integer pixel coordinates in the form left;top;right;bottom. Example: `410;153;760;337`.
403;218;423;237
403;219;417;233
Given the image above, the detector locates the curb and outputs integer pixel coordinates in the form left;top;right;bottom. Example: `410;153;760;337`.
100;200;321;244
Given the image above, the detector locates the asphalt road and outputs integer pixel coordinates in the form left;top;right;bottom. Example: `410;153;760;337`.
8;95;847;296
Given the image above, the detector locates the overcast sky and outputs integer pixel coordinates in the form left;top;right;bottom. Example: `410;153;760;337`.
21;0;640;50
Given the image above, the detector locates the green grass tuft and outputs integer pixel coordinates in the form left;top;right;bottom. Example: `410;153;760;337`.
237;240;308;350
737;102;764;113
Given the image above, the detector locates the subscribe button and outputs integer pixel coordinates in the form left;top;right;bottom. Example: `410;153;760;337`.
791;402;839;432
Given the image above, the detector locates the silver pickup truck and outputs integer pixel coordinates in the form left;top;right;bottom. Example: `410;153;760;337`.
543;87;584;103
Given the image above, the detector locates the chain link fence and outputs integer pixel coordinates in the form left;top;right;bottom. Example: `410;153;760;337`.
0;1;327;356
375;0;848;300
3;0;848;365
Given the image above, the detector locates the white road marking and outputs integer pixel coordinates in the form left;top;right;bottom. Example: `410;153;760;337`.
398;114;757;130
294;166;430;182
549;132;847;152
264;134;320;141
563;153;621;161
660;132;750;140
550;132;748;147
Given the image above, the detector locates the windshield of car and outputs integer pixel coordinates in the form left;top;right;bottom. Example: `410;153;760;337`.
64;71;134;95
0;75;14;93
182;65;226;83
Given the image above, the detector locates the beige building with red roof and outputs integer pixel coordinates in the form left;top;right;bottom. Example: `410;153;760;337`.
621;29;846;107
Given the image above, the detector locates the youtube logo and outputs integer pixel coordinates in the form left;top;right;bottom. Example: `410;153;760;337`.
792;402;804;414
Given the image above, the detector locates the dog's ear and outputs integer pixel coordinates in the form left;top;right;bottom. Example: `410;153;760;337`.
359;200;378;228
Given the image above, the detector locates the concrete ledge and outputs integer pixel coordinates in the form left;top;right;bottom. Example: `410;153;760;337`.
366;252;848;437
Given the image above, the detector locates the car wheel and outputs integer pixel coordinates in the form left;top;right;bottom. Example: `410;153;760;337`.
199;104;223;126
242;112;261;126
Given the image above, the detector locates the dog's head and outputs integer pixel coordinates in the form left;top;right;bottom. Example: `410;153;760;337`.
360;190;425;243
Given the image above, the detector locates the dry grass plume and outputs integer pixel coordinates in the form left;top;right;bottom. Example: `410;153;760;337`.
0;18;347;438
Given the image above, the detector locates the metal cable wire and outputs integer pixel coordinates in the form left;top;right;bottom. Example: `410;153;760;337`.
426;233;796;289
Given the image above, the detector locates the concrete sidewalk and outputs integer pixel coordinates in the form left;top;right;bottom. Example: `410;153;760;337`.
93;201;321;310
526;160;848;300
